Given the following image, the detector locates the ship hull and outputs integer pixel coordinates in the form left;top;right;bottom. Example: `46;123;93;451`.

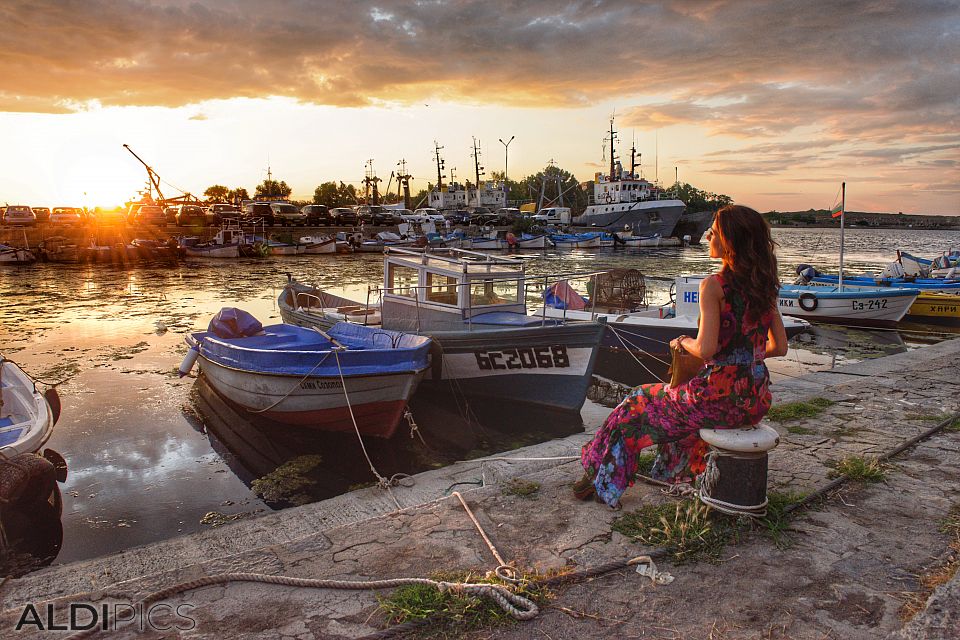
575;199;685;236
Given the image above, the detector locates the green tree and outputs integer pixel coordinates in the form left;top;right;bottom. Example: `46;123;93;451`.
671;182;733;211
204;185;230;202
255;179;292;199
313;181;340;207
521;164;588;214
227;187;249;203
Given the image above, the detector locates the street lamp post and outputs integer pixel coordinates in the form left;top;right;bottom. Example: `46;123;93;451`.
498;136;514;206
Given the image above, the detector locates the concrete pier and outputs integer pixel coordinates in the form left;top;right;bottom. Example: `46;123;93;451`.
2;338;959;638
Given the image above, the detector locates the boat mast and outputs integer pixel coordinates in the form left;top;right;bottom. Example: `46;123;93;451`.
838;181;846;289
433;141;445;190
630;137;637;178
363;160;381;205
396;159;412;210
606;117;617;180
471;137;484;189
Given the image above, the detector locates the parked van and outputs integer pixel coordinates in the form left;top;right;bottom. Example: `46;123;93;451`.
269;202;307;226
532;207;572;225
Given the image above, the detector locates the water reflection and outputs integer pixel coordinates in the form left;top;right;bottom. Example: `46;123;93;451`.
191;375;584;505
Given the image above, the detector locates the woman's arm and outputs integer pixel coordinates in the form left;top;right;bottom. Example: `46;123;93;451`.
670;276;722;360
765;310;789;358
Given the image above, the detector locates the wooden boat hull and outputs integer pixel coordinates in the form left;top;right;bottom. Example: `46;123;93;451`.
196;354;425;438
300;239;337;254
778;285;917;327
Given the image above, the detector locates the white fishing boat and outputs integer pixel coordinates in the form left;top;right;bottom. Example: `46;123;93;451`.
574;117;685;236
183;309;431;438
517;233;548;249
299;235;337;255
279;248;606;414
180;224;245;258
0;356;60;457
550;233;602;249
619;233;661;247
0;243;36;264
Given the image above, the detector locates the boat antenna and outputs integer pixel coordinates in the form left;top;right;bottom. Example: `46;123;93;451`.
630;133;637;178
655;130;659;184
838;181;846;289
363;159;381;205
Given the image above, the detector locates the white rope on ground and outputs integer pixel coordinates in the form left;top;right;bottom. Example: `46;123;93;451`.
450;491;518;582
63;572;539;640
695;449;768;518
627;555;675;585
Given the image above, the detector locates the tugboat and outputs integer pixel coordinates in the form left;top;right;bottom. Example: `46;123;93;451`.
575;117;686;236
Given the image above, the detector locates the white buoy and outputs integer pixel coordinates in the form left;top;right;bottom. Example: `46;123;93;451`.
178;346;199;378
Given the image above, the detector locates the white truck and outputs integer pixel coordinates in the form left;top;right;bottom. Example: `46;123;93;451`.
531;207;572;225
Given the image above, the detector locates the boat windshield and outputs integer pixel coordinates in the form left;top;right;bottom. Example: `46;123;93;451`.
469;278;520;306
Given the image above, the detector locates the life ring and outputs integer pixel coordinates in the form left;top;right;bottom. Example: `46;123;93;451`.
798;292;818;312
604;193;612;204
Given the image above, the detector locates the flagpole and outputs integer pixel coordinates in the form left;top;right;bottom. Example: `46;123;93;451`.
838;181;846;289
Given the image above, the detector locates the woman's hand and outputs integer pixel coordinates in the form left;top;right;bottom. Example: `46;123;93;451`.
670;335;690;352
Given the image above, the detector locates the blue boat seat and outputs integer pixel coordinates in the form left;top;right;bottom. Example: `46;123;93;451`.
0;426;25;447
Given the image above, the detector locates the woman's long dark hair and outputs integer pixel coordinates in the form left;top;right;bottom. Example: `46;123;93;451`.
714;205;779;319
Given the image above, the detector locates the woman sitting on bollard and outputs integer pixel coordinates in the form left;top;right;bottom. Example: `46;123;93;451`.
574;205;789;507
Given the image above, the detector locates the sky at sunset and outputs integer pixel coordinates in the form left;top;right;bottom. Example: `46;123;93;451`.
0;0;957;214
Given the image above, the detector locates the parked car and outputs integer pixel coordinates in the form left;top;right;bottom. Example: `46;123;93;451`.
330;207;358;225
175;204;216;226
356;205;402;226
2;205;36;226
134;205;168;226
163;206;180;223
269;202;306;226
32;207;51;223
242;202;276;225
302;204;334;226
208;203;241;220
443;209;472;225
49;207;84;225
413;208;446;224
126;202;149;224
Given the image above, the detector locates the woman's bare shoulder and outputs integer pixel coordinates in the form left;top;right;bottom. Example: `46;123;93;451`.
699;274;724;296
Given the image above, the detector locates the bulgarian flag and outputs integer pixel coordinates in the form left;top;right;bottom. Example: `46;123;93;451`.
830;202;843;218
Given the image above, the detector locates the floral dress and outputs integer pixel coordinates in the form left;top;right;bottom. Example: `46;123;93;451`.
581;273;774;506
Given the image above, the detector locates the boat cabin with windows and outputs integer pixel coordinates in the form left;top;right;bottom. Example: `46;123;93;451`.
380;247;542;332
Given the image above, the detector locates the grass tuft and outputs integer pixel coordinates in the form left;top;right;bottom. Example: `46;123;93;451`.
613;499;736;563
787;425;816;435
944;417;960;433
759;491;807;548
828;455;886;482
766;397;834;423
636;452;656;476
501;479;540;499
378;569;552;637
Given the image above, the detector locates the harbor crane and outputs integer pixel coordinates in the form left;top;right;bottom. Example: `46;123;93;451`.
122;144;166;205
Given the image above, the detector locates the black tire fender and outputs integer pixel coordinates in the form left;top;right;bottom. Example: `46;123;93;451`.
798;292;818;312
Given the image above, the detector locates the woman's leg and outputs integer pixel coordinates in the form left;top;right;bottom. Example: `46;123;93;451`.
581;386;690;506
650;434;710;485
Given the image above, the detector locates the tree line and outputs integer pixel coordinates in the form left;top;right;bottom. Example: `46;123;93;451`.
202;169;731;214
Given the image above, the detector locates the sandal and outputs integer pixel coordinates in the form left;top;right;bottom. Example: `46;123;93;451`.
572;472;596;501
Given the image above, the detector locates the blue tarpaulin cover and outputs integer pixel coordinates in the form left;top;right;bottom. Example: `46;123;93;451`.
209;308;265;339
192;321;431;377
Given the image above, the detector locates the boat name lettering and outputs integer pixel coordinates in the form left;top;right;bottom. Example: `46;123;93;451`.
474;346;570;371
299;380;343;390
851;299;887;311
779;299;795;307
683;291;699;304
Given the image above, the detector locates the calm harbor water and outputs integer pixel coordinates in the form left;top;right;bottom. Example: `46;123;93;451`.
1;227;958;570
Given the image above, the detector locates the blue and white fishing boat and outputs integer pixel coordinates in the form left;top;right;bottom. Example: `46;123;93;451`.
183;309;432;438
778;284;918;327
279;249;605;414
517;233;549;249
550;232;602;249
